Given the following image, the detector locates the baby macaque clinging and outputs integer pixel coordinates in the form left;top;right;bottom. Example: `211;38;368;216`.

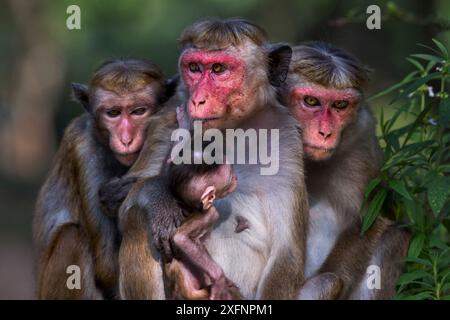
164;138;241;300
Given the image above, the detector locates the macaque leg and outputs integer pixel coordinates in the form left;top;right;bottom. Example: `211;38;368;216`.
119;206;165;299
37;223;101;299
164;259;209;300
349;224;410;299
298;273;343;300
318;218;410;300
172;208;241;299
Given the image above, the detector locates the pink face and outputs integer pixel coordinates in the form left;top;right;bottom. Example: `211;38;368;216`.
94;85;157;166
288;85;360;161
180;48;248;129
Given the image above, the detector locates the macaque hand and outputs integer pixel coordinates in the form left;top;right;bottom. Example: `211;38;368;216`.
209;277;242;300
98;176;137;218
151;206;187;261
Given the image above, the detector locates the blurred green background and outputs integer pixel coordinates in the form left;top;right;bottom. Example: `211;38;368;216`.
0;0;449;299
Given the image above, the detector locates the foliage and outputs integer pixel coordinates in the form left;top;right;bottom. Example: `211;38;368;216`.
363;39;450;299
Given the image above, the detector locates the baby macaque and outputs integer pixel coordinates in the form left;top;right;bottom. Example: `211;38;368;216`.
164;144;241;300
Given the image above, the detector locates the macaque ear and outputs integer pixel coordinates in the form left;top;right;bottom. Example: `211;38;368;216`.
159;74;180;105
71;83;91;113
267;44;292;87
200;186;216;210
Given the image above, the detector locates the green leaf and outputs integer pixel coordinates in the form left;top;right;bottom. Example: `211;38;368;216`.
367;71;419;102
426;173;449;216
424;60;437;73
401;102;435;147
439;269;450;285
410;54;443;64
361;189;387;234
442;282;450;292
432;38;449;59
394;73;441;102
397;270;432;285
417;43;442;56
443;219;450;234
405;257;432;267
385;104;409;132
406;291;434;300
364;177;382;198
389;179;413;200
438;98;450;128
403;198;418;225
408;233;425;258
406;57;424;72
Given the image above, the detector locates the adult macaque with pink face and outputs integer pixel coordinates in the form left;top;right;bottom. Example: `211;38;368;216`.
92;87;155;166
281;42;410;299
180;49;249;129
111;18;309;300
33;58;177;299
288;85;361;161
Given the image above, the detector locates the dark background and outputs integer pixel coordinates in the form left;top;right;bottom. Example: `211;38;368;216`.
0;0;449;299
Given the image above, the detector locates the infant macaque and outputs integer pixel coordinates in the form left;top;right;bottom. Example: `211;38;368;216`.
164;151;241;300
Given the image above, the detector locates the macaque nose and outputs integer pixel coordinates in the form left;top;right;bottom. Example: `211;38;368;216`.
318;130;332;140
191;99;206;107
121;136;133;147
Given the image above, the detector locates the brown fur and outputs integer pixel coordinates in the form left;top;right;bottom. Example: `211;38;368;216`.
90;58;164;95
288;42;371;90
283;42;410;300
178;18;267;50
37;223;101;299
116;18;307;300
33;59;171;299
34;115;124;299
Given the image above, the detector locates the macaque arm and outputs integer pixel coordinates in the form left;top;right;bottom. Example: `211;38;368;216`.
119;205;165;299
131;108;178;176
172;208;223;281
297;272;342;300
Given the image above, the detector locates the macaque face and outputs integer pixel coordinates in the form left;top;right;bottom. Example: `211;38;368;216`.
187;164;238;210
288;84;360;161
179;47;252;130
94;85;158;166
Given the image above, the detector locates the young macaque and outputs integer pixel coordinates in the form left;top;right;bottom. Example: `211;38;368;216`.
164;146;241;300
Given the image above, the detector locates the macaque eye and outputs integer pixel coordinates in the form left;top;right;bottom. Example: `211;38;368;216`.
131;107;147;116
211;63;226;74
188;63;201;73
303;96;320;107
106;109;121;118
333;100;349;109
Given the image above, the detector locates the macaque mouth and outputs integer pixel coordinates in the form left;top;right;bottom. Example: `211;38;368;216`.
123;150;140;156
115;150;141;163
192;117;221;122
304;143;334;152
117;147;141;156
